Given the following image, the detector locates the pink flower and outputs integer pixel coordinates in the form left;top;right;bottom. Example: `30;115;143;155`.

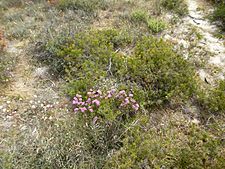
130;98;136;103
106;93;112;99
132;103;139;111
72;100;78;105
124;97;130;103
119;90;126;95
86;98;91;104
129;93;133;97
110;89;116;94
73;97;79;105
74;108;79;112
89;108;94;112
80;107;87;112
92;99;100;106
117;90;127;99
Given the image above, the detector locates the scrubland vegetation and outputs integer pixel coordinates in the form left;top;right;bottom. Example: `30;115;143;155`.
0;0;224;168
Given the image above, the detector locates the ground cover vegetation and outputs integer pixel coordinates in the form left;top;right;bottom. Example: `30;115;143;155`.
0;0;224;168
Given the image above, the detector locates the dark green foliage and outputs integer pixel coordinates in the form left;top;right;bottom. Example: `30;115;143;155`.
120;37;196;106
0;51;11;86
199;80;225;113
212;4;225;30
44;29;131;96
161;0;188;16
43;29;197;107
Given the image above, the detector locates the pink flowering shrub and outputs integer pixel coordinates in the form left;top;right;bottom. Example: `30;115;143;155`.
72;89;140;121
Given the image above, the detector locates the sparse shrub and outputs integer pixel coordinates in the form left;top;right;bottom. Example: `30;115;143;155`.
4;89;140;168
105;118;225;169
129;9;166;34
0;52;8;84
130;10;148;22
161;0;188;16
212;3;225;30
0;31;10;86
146;18;166;33
199;80;225;113
0;0;24;9
57;0;109;12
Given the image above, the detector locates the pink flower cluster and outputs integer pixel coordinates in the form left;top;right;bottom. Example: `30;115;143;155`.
72;89;139;113
73;90;101;113
116;90;139;111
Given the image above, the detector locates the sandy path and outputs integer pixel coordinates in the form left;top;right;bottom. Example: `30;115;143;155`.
164;0;225;82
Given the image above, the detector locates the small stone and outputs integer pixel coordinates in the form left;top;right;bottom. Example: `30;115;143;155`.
31;105;36;109
192;118;200;125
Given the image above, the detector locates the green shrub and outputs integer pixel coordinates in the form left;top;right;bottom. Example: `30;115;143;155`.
0;51;11;86
119;36;197;107
161;0;188;16
130;10;148;22
129;10;166;34
147;18;166;33
42;29;197;107
199;80;225;113
105;118;225;169
212;4;225;30
57;0;109;12
43;29;131;96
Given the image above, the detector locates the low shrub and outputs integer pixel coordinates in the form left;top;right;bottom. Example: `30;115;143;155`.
3;89;140;169
119;36;197;107
130;10;148;22
105;118;225;169
42;29;197;107
43;29;132;95
129;10;166;34
199;80;225;113
212;4;225;30
146;18;166;33
57;0;109;12
161;0;188;16
0;52;8;84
